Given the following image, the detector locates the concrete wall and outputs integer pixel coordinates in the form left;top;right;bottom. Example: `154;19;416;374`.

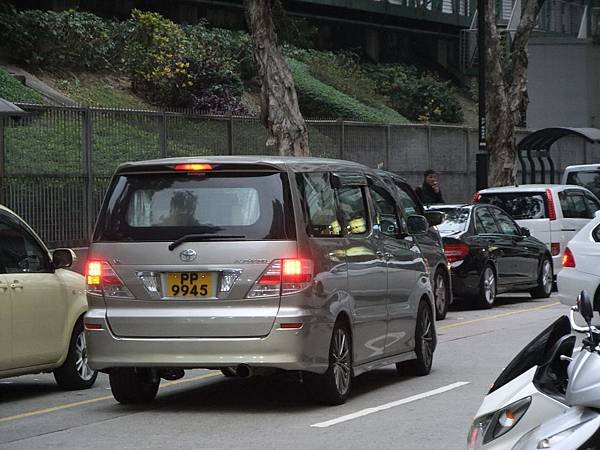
527;37;600;128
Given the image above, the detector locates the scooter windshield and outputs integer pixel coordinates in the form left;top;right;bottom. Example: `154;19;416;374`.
489;315;571;394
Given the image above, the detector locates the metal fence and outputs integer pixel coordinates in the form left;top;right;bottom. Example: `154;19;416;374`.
0;104;597;247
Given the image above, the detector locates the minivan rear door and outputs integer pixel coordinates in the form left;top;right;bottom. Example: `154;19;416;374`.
92;166;297;338
558;190;598;250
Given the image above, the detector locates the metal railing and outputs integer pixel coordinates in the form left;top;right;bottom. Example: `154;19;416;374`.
0;104;596;247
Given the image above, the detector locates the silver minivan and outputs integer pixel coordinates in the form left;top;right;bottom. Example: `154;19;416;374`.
85;157;436;405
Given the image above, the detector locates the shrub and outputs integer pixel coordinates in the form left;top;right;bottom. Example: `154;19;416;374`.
363;63;463;124
0;5;128;70
288;58;407;123
0;68;44;103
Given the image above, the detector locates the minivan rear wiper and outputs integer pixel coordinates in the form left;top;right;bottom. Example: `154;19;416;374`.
168;234;246;251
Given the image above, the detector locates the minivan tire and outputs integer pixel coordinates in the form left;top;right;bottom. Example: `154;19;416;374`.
397;300;434;376
530;257;553;299
472;264;496;309
53;320;98;390
109;368;160;404
308;321;353;405
433;268;450;321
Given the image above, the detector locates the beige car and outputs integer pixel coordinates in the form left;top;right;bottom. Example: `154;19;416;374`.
0;205;97;389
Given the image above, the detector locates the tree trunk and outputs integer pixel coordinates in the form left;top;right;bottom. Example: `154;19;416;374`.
485;0;545;186
245;0;310;156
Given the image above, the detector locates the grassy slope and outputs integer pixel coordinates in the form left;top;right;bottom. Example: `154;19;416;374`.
0;68;44;103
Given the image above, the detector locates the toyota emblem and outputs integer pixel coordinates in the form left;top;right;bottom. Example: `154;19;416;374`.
179;249;197;262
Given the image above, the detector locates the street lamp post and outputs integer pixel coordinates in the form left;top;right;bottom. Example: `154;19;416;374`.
475;0;488;190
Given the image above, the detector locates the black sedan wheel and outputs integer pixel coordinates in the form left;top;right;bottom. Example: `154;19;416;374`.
473;265;496;309
530;257;553;299
433;269;450;320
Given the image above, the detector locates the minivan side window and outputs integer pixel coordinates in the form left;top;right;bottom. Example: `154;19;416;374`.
395;184;420;217
584;194;600;216
0;216;50;274
370;187;400;237
559;192;592;219
297;172;341;237
338;187;369;235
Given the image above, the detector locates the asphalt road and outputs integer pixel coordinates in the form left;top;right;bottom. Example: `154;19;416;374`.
0;294;569;450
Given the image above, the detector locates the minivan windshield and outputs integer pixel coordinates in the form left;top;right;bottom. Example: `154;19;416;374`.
93;171;295;242
478;193;548;220
566;171;600;200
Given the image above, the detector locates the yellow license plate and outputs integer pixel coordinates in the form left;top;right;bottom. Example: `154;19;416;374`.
167;272;213;298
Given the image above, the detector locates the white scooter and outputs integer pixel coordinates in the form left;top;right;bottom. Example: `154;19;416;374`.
467;291;600;449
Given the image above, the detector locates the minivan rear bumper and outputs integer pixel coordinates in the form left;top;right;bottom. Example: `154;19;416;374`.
85;312;333;374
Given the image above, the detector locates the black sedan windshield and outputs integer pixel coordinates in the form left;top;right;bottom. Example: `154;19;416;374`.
432;207;470;235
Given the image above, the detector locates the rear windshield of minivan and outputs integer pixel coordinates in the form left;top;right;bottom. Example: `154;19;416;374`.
478;193;548;220
566;171;600;200
93;171;296;242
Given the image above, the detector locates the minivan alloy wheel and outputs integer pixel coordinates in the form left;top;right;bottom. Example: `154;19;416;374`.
419;305;434;369
75;332;94;381
332;327;351;395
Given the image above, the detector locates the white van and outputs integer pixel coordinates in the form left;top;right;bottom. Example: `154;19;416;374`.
562;164;600;200
474;184;600;276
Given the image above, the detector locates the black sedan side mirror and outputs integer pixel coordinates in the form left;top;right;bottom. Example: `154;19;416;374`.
520;227;531;237
52;248;75;269
425;211;444;227
407;215;429;235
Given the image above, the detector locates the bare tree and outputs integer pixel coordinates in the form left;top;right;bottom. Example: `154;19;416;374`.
485;0;545;186
245;0;310;156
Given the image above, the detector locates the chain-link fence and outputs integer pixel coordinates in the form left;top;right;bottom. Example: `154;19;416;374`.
0;104;597;247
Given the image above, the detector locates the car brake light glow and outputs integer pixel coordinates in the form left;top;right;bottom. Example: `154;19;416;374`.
86;260;133;298
87;261;102;285
546;188;556;220
175;163;212;171
551;242;560;256
443;243;470;263
562;247;576;268
472;191;481;203
248;259;313;297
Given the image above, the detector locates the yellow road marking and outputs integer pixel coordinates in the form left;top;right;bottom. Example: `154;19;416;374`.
439;302;560;331
0;372;221;424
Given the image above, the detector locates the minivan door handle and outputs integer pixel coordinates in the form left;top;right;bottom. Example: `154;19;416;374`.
10;281;23;290
375;251;390;260
0;282;8;292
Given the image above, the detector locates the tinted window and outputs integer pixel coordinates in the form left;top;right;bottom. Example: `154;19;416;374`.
297;172;341;237
559;192;592;219
479;193;547;219
433;207;470;234
395;185;419;217
491;208;520;235
94;171;295;242
566;171;600;200
370;187;400;237
338;187;369;235
584;194;600;216
0;216;50;273
475;208;500;234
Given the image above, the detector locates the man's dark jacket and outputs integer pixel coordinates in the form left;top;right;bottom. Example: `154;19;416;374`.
415;183;444;205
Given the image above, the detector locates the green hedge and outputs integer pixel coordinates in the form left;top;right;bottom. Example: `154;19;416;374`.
288;58;407;123
0;68;44;103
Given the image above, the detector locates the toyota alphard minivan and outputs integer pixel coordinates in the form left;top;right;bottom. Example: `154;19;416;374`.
85;157;436;405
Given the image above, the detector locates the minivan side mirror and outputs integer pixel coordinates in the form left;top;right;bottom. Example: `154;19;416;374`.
407;215;429;235
424;211;444;227
52;248;76;269
577;290;594;326
520;227;531;237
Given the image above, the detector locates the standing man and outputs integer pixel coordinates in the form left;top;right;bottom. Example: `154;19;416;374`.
416;169;444;205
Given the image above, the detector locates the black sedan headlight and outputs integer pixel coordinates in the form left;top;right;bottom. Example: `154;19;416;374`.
467;397;532;449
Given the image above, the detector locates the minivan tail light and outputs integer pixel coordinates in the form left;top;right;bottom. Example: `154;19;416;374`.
562;247;576;268
444;243;470;263
551;242;561;256
546;188;556;220
472;191;481;203
86;260;133;298
248;259;313;298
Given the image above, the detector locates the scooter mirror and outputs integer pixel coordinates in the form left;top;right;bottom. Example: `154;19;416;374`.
577;290;594;326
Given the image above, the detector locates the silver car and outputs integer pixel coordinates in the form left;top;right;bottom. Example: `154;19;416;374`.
85;157;436;405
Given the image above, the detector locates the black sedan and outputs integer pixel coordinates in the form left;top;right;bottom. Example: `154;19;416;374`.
429;204;553;308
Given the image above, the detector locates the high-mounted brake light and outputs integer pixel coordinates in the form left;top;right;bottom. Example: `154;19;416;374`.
562;247;576;268
248;259;314;298
175;163;212;171
472;191;481;203
86;260;133;298
546;188;556;220
444;243;470;263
